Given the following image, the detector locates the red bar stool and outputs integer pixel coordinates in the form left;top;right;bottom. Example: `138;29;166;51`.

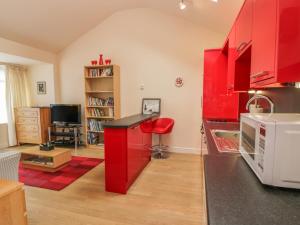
151;118;174;159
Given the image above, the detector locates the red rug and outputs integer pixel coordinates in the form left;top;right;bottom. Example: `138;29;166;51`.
19;156;104;191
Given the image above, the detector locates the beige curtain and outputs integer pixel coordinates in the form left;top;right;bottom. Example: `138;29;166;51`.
5;65;31;146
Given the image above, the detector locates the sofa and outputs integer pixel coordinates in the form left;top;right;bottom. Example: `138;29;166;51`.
0;151;21;181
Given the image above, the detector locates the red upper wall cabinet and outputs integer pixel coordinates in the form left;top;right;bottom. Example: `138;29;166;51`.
229;0;253;92
250;0;277;86
251;0;300;87
235;0;253;55
276;0;300;83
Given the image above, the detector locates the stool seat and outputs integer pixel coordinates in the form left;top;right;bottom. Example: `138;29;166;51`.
151;118;174;159
152;118;174;134
140;120;153;133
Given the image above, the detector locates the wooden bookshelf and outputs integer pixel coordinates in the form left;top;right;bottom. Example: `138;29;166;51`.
84;64;120;149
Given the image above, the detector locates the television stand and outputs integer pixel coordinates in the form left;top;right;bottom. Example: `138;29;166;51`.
49;124;82;149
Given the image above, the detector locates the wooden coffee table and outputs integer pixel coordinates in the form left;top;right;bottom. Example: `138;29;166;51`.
19;147;72;172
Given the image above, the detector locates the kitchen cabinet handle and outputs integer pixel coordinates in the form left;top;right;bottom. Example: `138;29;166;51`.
251;71;269;79
237;42;248;52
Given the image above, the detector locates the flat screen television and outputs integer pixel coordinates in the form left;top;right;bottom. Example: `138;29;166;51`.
50;104;81;124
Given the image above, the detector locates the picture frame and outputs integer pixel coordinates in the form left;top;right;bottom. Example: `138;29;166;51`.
37;81;46;95
142;98;161;115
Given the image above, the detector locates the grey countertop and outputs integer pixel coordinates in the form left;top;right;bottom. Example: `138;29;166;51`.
102;113;158;128
203;120;300;225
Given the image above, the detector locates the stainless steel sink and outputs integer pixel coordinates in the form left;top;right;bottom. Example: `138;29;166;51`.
211;130;240;153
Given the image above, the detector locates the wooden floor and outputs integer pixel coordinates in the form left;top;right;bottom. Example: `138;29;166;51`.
10;146;206;225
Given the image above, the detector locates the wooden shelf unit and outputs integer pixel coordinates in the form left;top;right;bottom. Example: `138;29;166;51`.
84;64;120;149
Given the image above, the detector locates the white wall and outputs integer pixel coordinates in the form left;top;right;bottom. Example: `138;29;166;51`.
0;37;60;103
0;124;8;149
27;64;55;106
59;8;223;154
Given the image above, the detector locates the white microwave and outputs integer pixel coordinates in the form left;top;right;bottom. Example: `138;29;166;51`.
240;113;300;189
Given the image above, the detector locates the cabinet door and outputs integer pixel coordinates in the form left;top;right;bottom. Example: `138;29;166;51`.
104;128;128;194
203;50;220;119
203;50;240;120
236;0;253;54
227;25;237;91
127;125;142;185
250;0;277;86
277;0;300;83
140;120;152;164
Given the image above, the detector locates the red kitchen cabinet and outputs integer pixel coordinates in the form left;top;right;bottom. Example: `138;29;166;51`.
250;0;300;87
227;25;237;91
207;0;300;92
203;49;221;120
234;46;251;92
276;0;300;83
141;120;152;164
235;0;253;55
127;125;142;184
127;121;152;185
228;0;253;92
203;49;248;121
250;0;277;86
104;120;152;194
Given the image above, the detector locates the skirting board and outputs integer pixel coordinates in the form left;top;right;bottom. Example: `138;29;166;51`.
167;146;201;155
0;144;9;149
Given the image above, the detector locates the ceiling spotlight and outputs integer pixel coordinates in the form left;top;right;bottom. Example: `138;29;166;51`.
179;0;187;10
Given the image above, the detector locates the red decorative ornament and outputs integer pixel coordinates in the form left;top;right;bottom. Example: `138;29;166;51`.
91;60;98;65
175;77;184;87
105;59;112;65
99;54;104;65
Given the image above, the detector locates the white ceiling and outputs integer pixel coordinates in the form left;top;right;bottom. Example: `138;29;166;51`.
0;0;244;53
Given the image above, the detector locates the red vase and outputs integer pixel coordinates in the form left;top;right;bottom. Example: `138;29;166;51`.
99;54;104;65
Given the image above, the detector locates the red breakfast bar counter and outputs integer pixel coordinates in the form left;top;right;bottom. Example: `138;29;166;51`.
102;113;158;194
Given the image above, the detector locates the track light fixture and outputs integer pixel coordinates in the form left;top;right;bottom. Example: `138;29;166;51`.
179;0;187;10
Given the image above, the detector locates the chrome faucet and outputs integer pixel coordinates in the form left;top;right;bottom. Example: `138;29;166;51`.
246;94;275;113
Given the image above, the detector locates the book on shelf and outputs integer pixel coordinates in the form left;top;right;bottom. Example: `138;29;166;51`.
87;132;99;145
87;119;104;132
105;97;114;106
87;132;104;145
88;69;99;77
87;67;113;78
87;96;114;107
88;108;105;117
108;108;114;118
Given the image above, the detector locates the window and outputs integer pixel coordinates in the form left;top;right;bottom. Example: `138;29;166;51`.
0;66;7;123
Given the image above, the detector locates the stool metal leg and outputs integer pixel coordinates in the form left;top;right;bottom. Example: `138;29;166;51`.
152;135;168;159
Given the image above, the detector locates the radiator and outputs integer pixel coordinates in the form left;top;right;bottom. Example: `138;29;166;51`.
0;151;21;181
